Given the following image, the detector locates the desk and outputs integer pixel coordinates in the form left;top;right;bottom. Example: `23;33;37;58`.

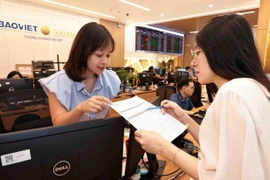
111;89;157;117
1;104;50;131
158;132;199;180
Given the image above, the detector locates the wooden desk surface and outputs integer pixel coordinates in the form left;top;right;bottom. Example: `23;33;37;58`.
158;132;199;180
0;104;50;131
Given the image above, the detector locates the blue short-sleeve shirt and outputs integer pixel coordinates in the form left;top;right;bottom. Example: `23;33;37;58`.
39;69;120;121
169;92;194;111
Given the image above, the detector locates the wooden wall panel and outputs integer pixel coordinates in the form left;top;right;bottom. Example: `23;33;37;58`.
100;19;125;67
183;34;196;68
256;0;270;71
266;36;270;73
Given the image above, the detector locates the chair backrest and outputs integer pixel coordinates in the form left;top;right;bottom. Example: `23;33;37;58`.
150;96;160;106
206;83;218;103
12;115;52;132
14;114;41;124
191;82;203;108
156;85;176;102
0;116;6;133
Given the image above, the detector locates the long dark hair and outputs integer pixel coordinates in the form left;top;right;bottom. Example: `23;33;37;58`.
196;14;270;92
64;22;115;82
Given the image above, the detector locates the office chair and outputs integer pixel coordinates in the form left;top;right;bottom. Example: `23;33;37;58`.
206;83;218;103
150;96;160;106
12;114;52;131
156;85;176;103
0;116;6;133
191;82;203;108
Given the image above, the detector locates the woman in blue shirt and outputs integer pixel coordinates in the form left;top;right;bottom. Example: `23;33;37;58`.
40;22;120;126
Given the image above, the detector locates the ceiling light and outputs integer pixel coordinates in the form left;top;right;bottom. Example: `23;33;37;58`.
119;0;151;11
160;14;164;16
236;11;255;15
145;4;259;24
253;25;258;28
138;25;183;36
42;0;116;19
189;31;199;34
209;4;214;8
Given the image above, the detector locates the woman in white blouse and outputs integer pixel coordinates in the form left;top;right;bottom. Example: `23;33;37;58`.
135;14;270;180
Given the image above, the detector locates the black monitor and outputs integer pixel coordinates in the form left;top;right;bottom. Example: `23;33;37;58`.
137;72;154;86
167;72;175;83
175;71;189;83
33;70;57;79
0;116;125;180
0;78;33;94
32;60;55;70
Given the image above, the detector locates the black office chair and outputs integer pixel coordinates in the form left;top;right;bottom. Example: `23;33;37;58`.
191;82;203;108
12;114;52;131
206;83;218;103
0;116;6;133
156;85;176;103
150;96;160;106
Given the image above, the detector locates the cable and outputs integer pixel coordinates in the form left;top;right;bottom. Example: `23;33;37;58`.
141;156;181;177
168;170;185;180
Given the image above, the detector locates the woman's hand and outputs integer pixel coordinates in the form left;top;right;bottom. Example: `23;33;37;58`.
76;95;112;114
134;130;170;155
160;100;187;124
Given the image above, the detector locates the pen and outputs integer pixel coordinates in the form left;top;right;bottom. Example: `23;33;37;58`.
147;106;164;110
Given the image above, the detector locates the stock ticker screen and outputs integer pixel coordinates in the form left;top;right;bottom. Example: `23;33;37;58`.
135;26;183;55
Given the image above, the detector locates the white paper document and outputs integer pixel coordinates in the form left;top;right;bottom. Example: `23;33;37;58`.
110;96;187;142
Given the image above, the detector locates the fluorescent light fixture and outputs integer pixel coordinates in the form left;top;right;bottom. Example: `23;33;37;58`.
190;31;199;34
160;14;164;16
146;4;259;24
42;0;116;19
0;0;96;21
236;11;255;15
253;25;258;28
209;4;214;8
137;25;184;36
119;0;151;11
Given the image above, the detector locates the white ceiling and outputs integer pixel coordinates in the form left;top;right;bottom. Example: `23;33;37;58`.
21;0;260;25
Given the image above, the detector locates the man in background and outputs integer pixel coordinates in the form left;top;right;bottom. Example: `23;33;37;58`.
169;79;195;115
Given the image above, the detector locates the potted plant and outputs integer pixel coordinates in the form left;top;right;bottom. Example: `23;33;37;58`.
116;69;139;92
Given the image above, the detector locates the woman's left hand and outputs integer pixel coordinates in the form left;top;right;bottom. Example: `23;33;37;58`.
134;130;170;155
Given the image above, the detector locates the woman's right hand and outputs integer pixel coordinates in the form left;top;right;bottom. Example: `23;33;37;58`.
160;100;187;124
76;96;112;114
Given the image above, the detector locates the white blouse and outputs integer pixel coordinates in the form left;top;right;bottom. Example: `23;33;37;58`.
198;78;270;180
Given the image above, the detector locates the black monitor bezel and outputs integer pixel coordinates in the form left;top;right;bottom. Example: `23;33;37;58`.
0;116;125;180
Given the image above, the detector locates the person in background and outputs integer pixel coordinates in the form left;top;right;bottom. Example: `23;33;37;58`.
135;14;270;179
169;79;195;115
7;71;23;79
40;22;120;126
185;66;198;81
148;65;166;85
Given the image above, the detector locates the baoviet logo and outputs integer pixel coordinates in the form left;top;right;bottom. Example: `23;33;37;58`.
40;25;50;35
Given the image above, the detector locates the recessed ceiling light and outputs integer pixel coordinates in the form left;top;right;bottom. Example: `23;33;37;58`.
42;0;116;19
236;11;255;15
190;31;199;34
119;0;151;11
209;4;214;8
160;14;164;16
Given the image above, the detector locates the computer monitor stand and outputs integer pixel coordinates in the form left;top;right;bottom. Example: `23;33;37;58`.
140;160;166;180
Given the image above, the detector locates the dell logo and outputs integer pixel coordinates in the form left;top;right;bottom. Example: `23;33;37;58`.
53;160;71;176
